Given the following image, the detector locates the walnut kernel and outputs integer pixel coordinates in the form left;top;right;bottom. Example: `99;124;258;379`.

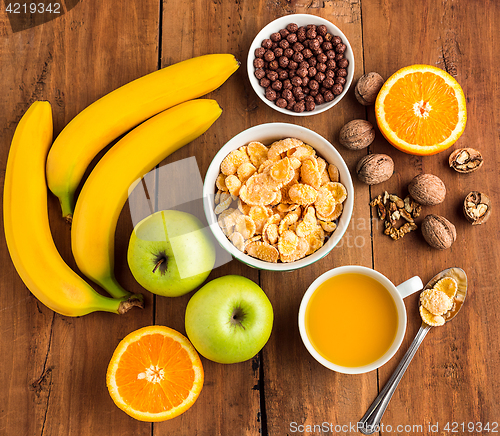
449;148;483;173
463;191;491;225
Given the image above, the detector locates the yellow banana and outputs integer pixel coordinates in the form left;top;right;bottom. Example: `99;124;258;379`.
71;99;222;299
46;54;239;221
3;101;143;317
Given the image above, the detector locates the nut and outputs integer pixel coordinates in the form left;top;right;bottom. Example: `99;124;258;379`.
356;154;394;185
421;214;456;250
355;72;384;105
449;148;483;173
339;120;375;150
408;174;446;206
463;191;491;225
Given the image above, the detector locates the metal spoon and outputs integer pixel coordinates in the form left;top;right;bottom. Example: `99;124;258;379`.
358;267;467;435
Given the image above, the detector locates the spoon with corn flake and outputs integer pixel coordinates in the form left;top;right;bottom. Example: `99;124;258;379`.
358;267;467;435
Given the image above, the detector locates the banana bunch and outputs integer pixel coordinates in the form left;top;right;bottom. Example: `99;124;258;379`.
47;54;239;221
3;102;143;316
4;54;238;316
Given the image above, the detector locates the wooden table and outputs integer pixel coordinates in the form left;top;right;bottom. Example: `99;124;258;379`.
1;1;499;435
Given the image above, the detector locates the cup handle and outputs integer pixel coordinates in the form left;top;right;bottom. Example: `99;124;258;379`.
396;276;423;299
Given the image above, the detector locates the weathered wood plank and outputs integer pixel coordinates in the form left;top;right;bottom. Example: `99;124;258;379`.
0;0;159;434
362;0;500;433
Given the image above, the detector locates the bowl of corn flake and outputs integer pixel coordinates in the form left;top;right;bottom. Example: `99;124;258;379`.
203;123;354;271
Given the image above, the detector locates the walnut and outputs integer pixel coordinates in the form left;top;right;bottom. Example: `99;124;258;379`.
339;120;375;150
408;174;446;206
421;214;456;250
463;191;491;225
354;72;384;106
356;154;394;185
449;148;483;173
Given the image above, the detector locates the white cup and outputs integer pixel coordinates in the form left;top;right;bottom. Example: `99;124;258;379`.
298;266;423;374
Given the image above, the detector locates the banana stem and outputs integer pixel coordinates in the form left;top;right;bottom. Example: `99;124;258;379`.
58;194;74;222
97;275;132;299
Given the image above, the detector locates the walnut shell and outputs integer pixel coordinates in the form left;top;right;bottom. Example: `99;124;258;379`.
356;154;394;185
449;148;483;173
355;72;384;106
408;174;446;206
339;120;375;150
421;214;456;250
463;191;491;225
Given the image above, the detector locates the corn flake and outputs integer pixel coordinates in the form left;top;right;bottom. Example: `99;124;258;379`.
237;162;257;183
235;215;256;240
300;159;321;189
281;236;309;262
278;230;299;257
328;164;340;182
247;141;269;168
288;183;318;206
319;220;337;233
229;232;245;251
216;174;228;192
221;149;250;175
246;241;279;263
214;192;233;215
249;206;272;234
268;138;304;161
420;289;453;316
225;174;242;197
433;277;458;300
214;189;222;205
323;182;347;203
270;157;295;185
314;188;336;218
296;206;317;237
419;305;445;326
305;225;325;255
317;202;343;222
288;144;316;161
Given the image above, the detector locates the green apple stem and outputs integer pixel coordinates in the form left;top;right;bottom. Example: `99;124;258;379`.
153;258;164;274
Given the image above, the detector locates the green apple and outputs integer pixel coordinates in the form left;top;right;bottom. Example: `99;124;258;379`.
127;210;216;297
185;275;273;364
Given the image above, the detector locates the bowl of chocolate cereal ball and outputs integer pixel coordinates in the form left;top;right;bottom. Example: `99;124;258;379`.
247;14;354;116
203;123;354;271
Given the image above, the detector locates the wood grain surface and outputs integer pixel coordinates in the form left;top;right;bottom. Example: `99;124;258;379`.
1;1;499;435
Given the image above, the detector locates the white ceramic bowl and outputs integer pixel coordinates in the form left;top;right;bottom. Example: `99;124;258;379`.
247;14;354;116
203;123;354;271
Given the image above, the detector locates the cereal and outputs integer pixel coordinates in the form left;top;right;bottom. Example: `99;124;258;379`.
246;241;280;263
216;174;228;191
278;230;299;257
214;137;347;262
214;189;222;205
419;305;445;327
225;174;242;196
305;225;325;255
229;232;246;252
300;159;321;189
314;187;336;217
247;141;269;168
319;220;337;233
278;207;302;234
235;215;257;239
268;138;304;161
317;201;343;221
214;192;233;214
433;277;458;300
328;163;340;182
296;206;317;237
270;157;295;185
237;162;257;183
281;236;309;262
288;183;318;205
249;206;272;233
221;148;250;175
420;289;453;316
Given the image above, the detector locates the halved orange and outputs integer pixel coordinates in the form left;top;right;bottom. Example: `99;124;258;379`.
106;326;204;422
375;65;467;155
